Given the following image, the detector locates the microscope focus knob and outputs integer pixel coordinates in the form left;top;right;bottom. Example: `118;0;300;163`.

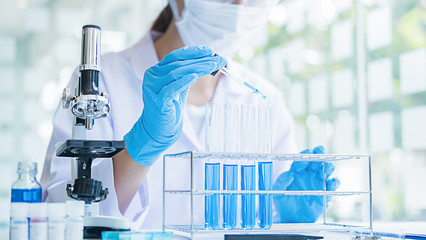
62;88;74;109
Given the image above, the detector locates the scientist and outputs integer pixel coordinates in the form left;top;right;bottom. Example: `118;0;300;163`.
41;0;339;229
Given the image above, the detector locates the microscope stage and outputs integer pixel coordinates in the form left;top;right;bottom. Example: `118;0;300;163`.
56;140;126;158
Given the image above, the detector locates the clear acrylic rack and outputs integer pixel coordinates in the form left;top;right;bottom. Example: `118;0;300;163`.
162;151;374;239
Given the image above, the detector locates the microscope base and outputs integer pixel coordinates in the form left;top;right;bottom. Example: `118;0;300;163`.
84;216;130;239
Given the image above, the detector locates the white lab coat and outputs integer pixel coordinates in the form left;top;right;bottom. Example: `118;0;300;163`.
40;31;297;230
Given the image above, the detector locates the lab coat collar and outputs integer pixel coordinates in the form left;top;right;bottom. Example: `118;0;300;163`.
124;31;161;80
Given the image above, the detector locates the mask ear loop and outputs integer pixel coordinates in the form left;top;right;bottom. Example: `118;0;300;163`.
169;0;185;21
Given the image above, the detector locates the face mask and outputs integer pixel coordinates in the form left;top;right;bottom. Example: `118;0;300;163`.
169;0;271;56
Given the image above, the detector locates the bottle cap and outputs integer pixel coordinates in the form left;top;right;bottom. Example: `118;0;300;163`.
10;202;29;218
17;161;37;174
66;200;84;217
29;202;47;218
47;202;66;219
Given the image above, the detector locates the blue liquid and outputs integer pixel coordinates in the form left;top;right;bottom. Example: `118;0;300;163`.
258;162;273;229
11;189;42;203
241;165;255;229
223;164;237;229
243;82;267;99
205;163;220;230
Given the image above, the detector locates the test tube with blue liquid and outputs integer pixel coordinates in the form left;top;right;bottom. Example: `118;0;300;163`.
258;161;273;229
204;103;224;230
205;160;220;230
241;160;256;229
222;104;241;229
240;105;258;229
258;104;273;229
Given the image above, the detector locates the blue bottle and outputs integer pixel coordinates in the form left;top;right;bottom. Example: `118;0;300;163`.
205;162;220;230
223;164;237;229
11;162;42;203
241;164;255;229
258;161;273;229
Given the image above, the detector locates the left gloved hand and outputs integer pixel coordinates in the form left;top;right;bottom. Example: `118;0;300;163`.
273;146;340;223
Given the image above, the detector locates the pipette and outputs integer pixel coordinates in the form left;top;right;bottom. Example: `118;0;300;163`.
212;66;267;100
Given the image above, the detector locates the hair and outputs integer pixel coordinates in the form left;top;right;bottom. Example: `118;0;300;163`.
151;4;174;33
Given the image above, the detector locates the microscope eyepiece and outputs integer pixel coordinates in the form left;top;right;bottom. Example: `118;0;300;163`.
80;25;101;72
61;25;110;129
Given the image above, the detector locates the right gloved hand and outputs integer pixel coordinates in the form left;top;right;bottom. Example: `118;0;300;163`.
124;46;226;166
273;146;340;223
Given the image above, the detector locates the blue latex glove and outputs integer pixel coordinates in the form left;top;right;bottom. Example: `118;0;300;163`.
273;145;340;223
124;46;226;166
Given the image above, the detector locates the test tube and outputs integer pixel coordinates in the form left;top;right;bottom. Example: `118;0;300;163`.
257;104;273;229
222;160;237;229
241;160;255;229
224;104;241;153
240;105;258;229
258;104;272;154
204;103;224;230
222;104;240;229
205;159;220;230
241;105;259;153
258;160;273;229
205;103;225;152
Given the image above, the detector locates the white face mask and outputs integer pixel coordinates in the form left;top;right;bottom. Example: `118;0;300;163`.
169;0;271;56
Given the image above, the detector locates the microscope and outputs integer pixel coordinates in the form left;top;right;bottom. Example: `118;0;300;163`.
56;25;130;238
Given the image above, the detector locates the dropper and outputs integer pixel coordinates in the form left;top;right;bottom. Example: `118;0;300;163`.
211;66;267;100
220;67;267;99
211;53;267;100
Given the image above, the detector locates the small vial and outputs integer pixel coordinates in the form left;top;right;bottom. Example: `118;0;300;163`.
222;162;237;229
241;162;255;229
65;200;84;240
11;162;42;203
258;161;273;229
10;202;29;240
30;202;48;240
48;203;66;240
204;161;220;230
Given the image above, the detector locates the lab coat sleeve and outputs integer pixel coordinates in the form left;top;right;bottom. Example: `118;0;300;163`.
94;53;150;225
40;68;78;203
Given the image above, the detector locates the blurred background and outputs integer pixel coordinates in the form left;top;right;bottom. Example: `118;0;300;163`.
0;0;425;234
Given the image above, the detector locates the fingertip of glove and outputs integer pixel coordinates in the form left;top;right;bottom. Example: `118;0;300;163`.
273;171;294;190
300;148;313;154
197;45;213;55
327;178;341;190
324;162;335;175
313;145;325;154
291;161;309;172
216;56;227;69
210;61;218;70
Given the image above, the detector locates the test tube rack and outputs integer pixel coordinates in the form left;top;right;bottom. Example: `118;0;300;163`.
162;151;374;240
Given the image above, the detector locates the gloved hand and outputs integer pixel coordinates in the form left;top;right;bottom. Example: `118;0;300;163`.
273;146;340;223
124;46;226;166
